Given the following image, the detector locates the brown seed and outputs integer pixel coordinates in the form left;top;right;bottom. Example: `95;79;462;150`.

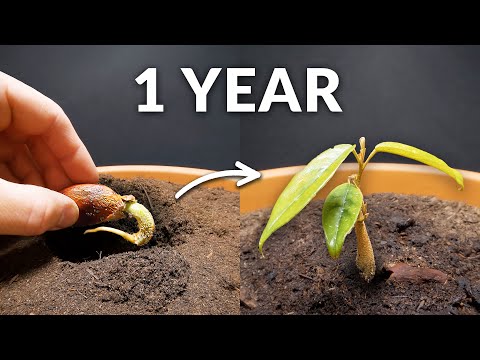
60;184;126;227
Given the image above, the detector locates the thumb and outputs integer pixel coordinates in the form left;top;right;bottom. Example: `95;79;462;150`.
0;179;79;236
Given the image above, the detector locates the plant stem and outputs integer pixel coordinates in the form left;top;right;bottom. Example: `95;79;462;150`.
359;137;366;161
362;149;377;170
353;137;376;282
84;200;155;246
359;138;366;179
352;149;362;164
354;215;376;282
356;137;368;182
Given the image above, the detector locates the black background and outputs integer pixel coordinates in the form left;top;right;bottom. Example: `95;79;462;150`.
1;45;479;171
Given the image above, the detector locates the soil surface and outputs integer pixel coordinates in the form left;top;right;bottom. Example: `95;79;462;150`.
0;175;239;314
241;193;480;315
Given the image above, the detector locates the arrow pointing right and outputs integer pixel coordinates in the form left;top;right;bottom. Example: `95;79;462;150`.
175;161;261;200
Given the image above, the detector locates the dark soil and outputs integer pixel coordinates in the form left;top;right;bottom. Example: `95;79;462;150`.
241;193;480;315
0;175;239;314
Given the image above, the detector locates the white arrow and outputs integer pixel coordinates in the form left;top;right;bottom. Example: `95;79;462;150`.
175;161;261;200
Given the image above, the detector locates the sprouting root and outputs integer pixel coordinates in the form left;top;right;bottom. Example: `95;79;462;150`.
84;199;155;246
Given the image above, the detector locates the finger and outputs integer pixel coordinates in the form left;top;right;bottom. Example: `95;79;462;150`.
27;136;71;190
0;75;12;132
0;72;98;184
0;163;19;183
0;178;79;236
0;133;15;161
41;117;98;184
0;72;59;135
7;143;45;187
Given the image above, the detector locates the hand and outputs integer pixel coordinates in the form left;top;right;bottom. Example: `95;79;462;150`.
0;72;98;236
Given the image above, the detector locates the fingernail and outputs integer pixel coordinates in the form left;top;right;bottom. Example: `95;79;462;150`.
56;202;79;229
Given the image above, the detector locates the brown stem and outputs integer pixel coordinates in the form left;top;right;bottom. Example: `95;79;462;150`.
351;137;376;281
354;216;376;282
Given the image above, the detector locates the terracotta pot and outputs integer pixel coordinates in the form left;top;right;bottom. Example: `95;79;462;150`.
240;163;480;213
97;165;238;192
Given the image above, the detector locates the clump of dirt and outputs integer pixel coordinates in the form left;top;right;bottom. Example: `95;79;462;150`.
0;175;239;315
56;247;189;313
241;193;480;315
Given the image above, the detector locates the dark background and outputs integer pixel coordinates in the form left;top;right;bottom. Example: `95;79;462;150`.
1;45;479;171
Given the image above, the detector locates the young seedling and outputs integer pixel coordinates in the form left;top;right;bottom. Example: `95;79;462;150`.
61;184;155;246
259;138;464;282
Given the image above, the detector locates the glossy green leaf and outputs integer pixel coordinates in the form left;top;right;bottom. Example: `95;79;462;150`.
322;183;363;259
374;142;464;189
259;144;355;255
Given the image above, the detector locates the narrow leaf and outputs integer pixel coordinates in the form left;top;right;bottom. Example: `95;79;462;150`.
323;183;363;259
259;144;355;255
375;142;464;189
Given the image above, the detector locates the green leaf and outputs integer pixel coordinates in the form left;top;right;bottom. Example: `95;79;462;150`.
322;183;363;259
374;142;464;189
259;144;355;255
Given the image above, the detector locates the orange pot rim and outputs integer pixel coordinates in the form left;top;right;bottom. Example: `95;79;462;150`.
240;162;480;213
96;163;480;213
257;162;480;182
98;164;216;177
97;164;238;192
98;162;480;180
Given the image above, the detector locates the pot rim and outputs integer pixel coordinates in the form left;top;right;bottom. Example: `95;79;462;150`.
98;164;215;177
258;162;480;181
240;162;480;213
97;164;238;192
